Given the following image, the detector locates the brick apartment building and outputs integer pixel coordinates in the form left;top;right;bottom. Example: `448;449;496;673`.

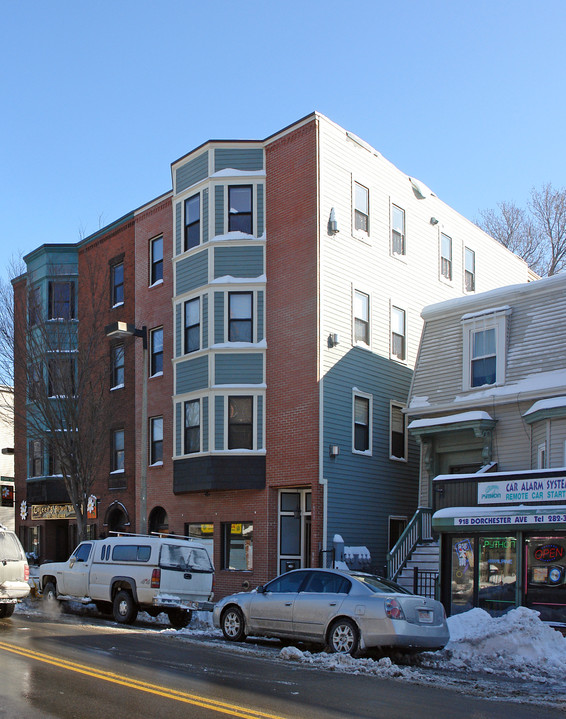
14;113;531;598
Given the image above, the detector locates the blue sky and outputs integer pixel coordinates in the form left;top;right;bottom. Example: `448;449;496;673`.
2;1;565;278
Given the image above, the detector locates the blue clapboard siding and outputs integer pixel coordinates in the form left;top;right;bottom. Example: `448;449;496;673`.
215;354;263;385
214;292;224;344
175;402;182;456
257;291;264;341
175;202;182;255
175;304;182;357
215;396;224;450
176;356;208;394
203;397;209;452
176;152;208;193
214;148;263;173
215;186;224;236
257;184;264;237
257;395;263;449
203;188;209;243
214;246;264;279
176;251;208;295
202;294;208;350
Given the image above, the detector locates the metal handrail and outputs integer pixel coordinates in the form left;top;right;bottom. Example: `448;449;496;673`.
386;507;433;581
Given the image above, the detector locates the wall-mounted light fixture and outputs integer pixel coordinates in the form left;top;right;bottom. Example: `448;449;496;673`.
430;217;439;226
328;208;339;235
329;445;340;457
328;333;340;348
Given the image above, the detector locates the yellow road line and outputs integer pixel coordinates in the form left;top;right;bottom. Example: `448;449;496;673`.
0;641;288;719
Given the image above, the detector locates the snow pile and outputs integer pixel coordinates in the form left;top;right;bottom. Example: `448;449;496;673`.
280;646;415;679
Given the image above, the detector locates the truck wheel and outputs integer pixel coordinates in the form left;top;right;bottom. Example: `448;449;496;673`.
113;590;138;625
0;604;15;619
43;582;58;606
167;609;192;629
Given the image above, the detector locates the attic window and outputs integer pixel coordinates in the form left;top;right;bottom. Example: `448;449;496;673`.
461;309;510;391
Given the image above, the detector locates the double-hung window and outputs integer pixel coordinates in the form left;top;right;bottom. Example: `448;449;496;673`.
441;233;453;281
48;281;75;320
150;417;163;464
391;306;406;361
185;194;200;250
353;290;370;345
112;429;124;472
112;263;124;306
228;396;253;450
391;205;405;255
111;344;125;388
28;286;41;326
462;310;509;390
150;327;163;376
150;236;163;285
184;298;200;353
390;403;407;461
29;439;43;477
229;292;253;342
470;328;496;387
48;357;75;397
184;399;200;454
354;182;369;234
465;247;475;292
353;393;371;454
228;186;253;234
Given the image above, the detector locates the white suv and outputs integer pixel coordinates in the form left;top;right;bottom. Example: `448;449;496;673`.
40;533;214;628
0;524;30;618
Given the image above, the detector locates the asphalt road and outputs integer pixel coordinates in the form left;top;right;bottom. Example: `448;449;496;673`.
0;608;564;719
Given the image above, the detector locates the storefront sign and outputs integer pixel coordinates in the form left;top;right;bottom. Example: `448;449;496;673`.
31;504;76;520
455;511;566;527
478;478;566;504
1;485;14;507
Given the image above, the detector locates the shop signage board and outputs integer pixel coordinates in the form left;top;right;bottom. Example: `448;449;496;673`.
31;504;76;520
478;477;566;504
455;511;566;527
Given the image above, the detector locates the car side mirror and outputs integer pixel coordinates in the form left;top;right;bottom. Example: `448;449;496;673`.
69;557;76;568
256;585;265;594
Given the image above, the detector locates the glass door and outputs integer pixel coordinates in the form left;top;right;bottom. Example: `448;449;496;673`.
278;489;311;575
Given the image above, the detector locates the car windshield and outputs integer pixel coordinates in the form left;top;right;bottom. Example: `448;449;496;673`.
0;532;23;561
160;544;213;573
351;573;412;594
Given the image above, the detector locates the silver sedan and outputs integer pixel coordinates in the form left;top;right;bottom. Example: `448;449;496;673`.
213;568;449;656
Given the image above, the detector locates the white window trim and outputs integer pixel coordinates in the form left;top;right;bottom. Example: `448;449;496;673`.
183;397;202;456
184;295;202;355
390;203;406;258
461;310;510;392
225;393;258;452
352;389;373;456
439;232;453;285
223;289;256;345
224;182;257;237
352;286;371;348
389;401;408;462
464;246;476;293
352;179;370;241
537;442;547;469
390;302;407;364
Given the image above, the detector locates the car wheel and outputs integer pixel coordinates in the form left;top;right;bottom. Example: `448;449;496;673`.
113;590;138;625
327;618;360;656
221;606;247;642
43;582;58;606
0;603;15;619
167;609;192;629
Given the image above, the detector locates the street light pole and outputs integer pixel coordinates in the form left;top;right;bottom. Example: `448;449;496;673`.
105;321;149;534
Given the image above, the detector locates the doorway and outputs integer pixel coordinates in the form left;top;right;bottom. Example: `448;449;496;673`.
278;489;311;575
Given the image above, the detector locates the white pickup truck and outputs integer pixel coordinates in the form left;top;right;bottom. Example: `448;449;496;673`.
39;534;214;628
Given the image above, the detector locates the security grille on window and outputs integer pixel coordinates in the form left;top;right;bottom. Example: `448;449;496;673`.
353;395;370;452
391;306;406;361
228;396;253;450
48;281;75;320
185;194;200;251
112;263;124;306
150;327;163;375
112;429;124;472
112;345;124;388
184;400;200;454
465;247;475;292
229;292;253;342
221;522;253;571
228;186;253;234
471;328;496;387
441;233;452;281
391;205;405;255
390;404;406;460
184;298;200;353
150;417;163;464
151;236;163;284
353;290;370;344
354;182;369;233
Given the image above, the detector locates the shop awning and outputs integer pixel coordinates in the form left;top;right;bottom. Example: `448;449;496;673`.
433;505;566;532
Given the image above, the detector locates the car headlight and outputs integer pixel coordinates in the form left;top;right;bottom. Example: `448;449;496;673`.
385;597;405;620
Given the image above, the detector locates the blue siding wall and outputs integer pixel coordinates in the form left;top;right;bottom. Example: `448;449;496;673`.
175;304;182;357
203;188;209;243
175;202;182;255
176;152;208;193
176;356;208;394
215;396;224;450
215;186;224;237
257;184;264;237
214;148;263;172
214;292;224;344
202;294;208;350
176;251;208;295
257;291;264;341
175;402;182;456
203;396;209;452
215;353;263;385
214;246;263;279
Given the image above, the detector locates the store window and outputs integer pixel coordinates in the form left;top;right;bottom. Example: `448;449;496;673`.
450;537;475;615
525;536;566;623
478;537;517;616
221;522;253;571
